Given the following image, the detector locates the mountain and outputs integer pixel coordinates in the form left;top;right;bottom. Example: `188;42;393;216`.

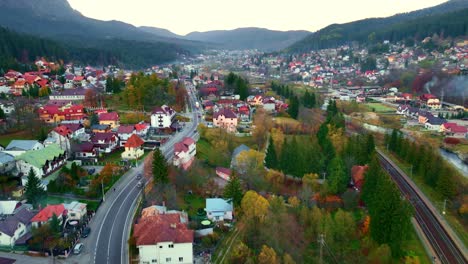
288;0;468;52
185;28;311;51
0;0;207;67
139;26;182;39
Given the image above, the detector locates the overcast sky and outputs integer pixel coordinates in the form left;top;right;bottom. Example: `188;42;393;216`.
67;0;448;35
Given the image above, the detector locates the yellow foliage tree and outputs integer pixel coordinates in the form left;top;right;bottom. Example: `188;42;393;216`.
288;196;300;208
235;149;265;176
265;169;284;188
303;173;320;191
258;245;279;264
327;124;347;154
283;253;296;264
270;128;285;154
241;190;269;222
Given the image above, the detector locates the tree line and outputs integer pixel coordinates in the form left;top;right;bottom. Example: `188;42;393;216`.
225;72;249;101
270;81;317;119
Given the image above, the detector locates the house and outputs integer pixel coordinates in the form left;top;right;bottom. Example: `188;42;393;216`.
351;165;368;191
247;95;263;106
98;112;119;129
91;124;111;133
396;105;410;115
231;144;250;168
64;201;87;222
16;144;66;181
150;105;176;129
424;116;446;131
91;133;119;154
420;94;441;109
48;88;87;102
4;140;44;157
216;167;231;181
72;142;97;161
135;123;149;137
133;214;194;264
440;123;468;138
262;98;276;112
141;205;188;223
0;201;20;215
173;137;196;170
0;152;15;174
60;123;87;140
38;104;85;123
31;204;65;228
418;111;432;124
205;198;233;222
121;134;145;160
46;126;72;155
0;207;35;247
213;108;238;133
117;125;136;147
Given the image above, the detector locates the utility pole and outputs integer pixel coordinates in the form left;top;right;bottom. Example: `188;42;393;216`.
318;234;324;264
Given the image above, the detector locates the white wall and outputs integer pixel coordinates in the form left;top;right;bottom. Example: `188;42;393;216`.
139;242;193;264
150;114;172;128
0;222;26;247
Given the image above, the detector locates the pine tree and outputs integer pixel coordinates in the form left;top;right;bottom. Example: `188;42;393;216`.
50;213;61;236
327;156;348;194
224;174;243;207
365;134;375;163
24;168;46;208
265;136;278;169
288;96;300;119
152;149;169;185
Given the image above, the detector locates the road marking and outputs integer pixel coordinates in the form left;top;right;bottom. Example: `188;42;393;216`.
122;189;142;264
107;184;138;264
94;166;141;264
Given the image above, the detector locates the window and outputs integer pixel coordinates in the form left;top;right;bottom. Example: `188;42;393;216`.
152;260;157;263
169;244;174;248
166;258;171;262
159;246;163;248
179;257;183;262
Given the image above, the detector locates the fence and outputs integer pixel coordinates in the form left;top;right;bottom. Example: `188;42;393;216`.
0;245;29;252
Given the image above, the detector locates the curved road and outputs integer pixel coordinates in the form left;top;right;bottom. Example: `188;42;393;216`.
378;150;467;264
69;82;202;264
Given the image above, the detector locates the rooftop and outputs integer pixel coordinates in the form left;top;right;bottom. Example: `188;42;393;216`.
133;214;193;246
15;144;65;168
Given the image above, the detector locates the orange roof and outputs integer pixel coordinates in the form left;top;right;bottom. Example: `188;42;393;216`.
351;165;368;190
124;134;144;148
133;214;193;246
31;204;65;222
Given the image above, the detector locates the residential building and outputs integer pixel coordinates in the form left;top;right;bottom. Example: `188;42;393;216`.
91;133;119;154
215;167;231;181
4;140;43;157
45;126;72;155
440;123;468;138
91;124;111;133
133;214;194;264
72;142;97;161
38;104;85;124
121;134;145;160
0;152;15;174
0;207;35;247
31;204;65;228
60;123;86;139
141;205;188;224
213;108;238;133
173;137;196;170
351;165;368;191
98;112;120;129
424;116;446;131
150;105;176;129
48;88;86;102
64;201;87;222
117;125;136;147
205;198;233;222
135;123;149;137
16;144;66;181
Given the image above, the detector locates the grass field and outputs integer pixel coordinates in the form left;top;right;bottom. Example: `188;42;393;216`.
365;103;396;113
273;117;302;126
0;131;35;147
179;194;205;218
404;224;432;264
41;196;100;211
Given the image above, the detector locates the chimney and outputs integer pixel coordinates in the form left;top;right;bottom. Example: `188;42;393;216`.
170;223;176;229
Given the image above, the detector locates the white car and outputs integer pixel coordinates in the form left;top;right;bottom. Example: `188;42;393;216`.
73;243;84;254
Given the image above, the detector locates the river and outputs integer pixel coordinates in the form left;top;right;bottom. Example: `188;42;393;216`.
439;149;468;178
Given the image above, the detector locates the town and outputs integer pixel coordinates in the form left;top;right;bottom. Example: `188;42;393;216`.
0;1;467;264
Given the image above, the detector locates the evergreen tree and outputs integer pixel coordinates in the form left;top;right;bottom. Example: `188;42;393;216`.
0;108;5;119
327;156;348;194
279;139;292;174
152;149;169;185
265;136;278;169
288;96;300;119
50;213;61;236
365;134;375;163
24;168;46;208
224;174;243;207
105;76;114;93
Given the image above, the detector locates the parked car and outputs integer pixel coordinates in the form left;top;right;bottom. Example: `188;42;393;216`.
73;243;84;254
81;227;91;238
87;168;96;175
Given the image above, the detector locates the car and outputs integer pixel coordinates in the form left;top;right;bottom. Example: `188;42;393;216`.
73;243;84;254
137;181;143;188
87;168;96;175
136;173;142;179
81;227;91;238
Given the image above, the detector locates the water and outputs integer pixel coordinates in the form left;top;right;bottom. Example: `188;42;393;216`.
439;149;468;178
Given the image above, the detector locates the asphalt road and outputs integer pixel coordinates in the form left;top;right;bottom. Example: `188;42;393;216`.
67;83;202;264
378;150;467;264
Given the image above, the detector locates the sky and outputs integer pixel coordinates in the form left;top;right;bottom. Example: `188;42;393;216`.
67;0;448;35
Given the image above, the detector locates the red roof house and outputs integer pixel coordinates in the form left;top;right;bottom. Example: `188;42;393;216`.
133;214;194;246
351;165;368;191
124;134;144;148
31;204;66;227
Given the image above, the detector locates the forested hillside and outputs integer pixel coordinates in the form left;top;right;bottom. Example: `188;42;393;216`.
288;1;468;52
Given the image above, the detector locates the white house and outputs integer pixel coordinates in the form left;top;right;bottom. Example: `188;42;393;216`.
121;134;145;160
150;105;176;129
133;214;194;264
117;125;136;147
64;201;87;222
173;137;196;170
4;140;44;157
205;198;233;222
16;144;66;181
72;142;97;161
31;204;65;228
0;207;35;247
90;133;119;154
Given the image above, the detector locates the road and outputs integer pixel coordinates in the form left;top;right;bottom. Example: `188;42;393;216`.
377;150;467;264
67;82;202;264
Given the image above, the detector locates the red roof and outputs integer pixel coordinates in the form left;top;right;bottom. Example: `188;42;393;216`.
124;134;144;148
351;165;368;190
213;108;237;119
31;204;65;222
117;125;135;134
135;123;148;131
450;125;467;133
133;214;193;246
216;167;231;176
99;112;119;121
174;137;194;153
53;125;72;137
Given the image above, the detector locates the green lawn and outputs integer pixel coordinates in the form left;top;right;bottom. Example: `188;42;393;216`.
365;103;396;113
100;149;125;164
41;196;100;211
179;194;205;219
196;139;211;161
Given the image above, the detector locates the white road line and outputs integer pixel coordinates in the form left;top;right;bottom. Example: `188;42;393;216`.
94;167;140;264
122;189;142;264
107;184;138;264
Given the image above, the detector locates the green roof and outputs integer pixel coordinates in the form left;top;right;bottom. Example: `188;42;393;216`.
16;144;65;168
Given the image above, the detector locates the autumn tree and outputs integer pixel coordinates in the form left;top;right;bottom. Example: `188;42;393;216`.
252;108;272;150
84;89;98;108
303;173;320;192
241;190;269;222
235;149;265;189
258;245;279;264
24;168;46;208
230;242;251;263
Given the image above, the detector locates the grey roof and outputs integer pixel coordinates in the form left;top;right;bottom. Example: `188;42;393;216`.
206;198;233;212
13;207;35;225
0;217;18;236
5;140;40;151
0;152;14;164
232;144;250;160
